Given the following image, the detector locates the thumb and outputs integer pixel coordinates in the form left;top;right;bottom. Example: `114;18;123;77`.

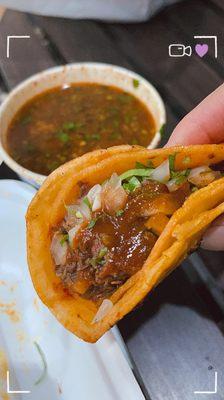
201;215;224;251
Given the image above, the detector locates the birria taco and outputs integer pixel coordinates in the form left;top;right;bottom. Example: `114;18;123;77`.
26;144;224;342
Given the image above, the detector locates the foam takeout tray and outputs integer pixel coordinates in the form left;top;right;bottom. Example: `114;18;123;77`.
0;179;144;400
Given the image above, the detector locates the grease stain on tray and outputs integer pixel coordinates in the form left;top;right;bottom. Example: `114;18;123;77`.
33;297;40;312
16;330;26;343
0;301;20;323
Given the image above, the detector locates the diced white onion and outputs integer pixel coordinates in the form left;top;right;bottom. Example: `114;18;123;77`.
65;201;91;227
92;299;113;324
101;173;127;214
150;160;170;183
50;233;68;265
79;202;91;220
188;166;210;178
166;178;180;192
68;225;82;245
87;184;102;212
188;166;217;187
108;172;122;189
92;193;101;212
65;205;79;226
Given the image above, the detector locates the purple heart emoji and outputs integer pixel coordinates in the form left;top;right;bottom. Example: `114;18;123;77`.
195;44;208;57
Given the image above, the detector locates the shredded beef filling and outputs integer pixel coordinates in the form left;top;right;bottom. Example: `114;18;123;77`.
54;180;190;301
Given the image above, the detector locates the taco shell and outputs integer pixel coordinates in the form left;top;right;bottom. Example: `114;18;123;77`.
26;144;224;342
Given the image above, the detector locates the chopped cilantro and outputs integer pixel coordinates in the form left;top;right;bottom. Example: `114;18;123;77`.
124;114;132;124
47;160;60;171
98;247;108;259
131;138;138;145
169;153;176;174
113;118;120;128
110;132;122;140
123;176;141;192
75;211;83;219
120;168;153;181
63;122;75;130
183;156;191;165
168;153;190;186
84;132;100;141
191;186;198;192
83;196;92;210
87;218;97;229
92;133;101;140
60;234;68;246
133;79;140;88
84;133;92;142
135;160;154;169
117;93;132;104
57;131;70;143
116;209;124;217
21;115;32;125
89;258;97;267
63;121;83;131
23;143;35;153
147;160;155;168
89;246;108;268
171;169;190;185
135;161;147;169
65;204;76;215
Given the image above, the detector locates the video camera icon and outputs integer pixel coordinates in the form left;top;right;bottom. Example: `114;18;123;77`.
168;44;192;57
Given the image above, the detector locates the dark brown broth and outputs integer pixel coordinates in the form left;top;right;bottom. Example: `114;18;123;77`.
6;83;156;175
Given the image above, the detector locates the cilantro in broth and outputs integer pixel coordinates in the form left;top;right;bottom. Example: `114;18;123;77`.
92;133;101;140
62;121;76;130
7;83;156;176
57;131;70;143
20;115;32;125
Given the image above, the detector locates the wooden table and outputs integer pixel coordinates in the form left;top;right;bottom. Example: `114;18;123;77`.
0;2;224;399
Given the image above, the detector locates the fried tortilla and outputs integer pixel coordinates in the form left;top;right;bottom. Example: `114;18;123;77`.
26;144;224;342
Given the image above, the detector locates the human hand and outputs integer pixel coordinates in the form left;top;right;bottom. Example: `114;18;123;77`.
166;83;224;251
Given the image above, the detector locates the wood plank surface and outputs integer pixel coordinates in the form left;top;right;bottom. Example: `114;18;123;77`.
119;267;224;400
210;0;224;10
106;8;222;114
168;0;224;72
0;10;56;88
30;14;178;143
31;16;130;68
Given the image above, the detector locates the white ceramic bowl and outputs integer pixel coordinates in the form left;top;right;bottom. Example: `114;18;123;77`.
0;63;166;187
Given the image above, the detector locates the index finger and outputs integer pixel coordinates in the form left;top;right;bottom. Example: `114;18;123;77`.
167;83;224;146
